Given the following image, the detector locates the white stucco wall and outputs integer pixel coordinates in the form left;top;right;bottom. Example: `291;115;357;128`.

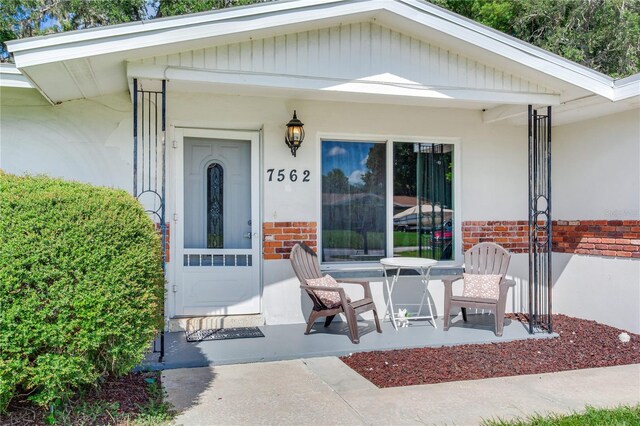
550;109;640;334
554;108;640;220
1;89;133;190
2;88;638;333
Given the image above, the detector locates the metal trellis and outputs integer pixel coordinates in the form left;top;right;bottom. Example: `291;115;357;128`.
133;78;167;361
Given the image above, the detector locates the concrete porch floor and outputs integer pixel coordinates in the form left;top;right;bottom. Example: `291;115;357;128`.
144;314;556;370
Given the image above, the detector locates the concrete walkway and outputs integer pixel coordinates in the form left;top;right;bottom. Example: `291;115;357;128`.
163;359;640;425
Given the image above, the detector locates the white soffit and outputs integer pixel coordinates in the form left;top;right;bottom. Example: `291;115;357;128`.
5;0;635;105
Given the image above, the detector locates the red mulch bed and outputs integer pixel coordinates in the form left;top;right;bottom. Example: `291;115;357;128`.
340;314;640;388
0;372;157;426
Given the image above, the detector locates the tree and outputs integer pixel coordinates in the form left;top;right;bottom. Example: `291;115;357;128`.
322;168;350;194
1;0;270;61
361;144;386;195
1;0;148;60
393;143;418;197
154;0;266;18
431;0;640;78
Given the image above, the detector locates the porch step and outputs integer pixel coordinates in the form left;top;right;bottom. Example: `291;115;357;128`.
169;314;265;332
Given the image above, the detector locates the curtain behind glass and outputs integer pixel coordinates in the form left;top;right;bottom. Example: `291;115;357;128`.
393;143;454;260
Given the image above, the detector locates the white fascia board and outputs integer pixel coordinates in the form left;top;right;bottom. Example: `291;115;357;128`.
129;63;560;105
392;0;616;100
7;0;344;52
613;73;640;101
0;63;33;88
9;0;378;68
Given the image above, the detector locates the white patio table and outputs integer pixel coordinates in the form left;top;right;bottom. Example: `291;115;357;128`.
380;257;438;330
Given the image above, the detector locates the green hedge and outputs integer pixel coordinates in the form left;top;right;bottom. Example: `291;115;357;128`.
0;172;165;410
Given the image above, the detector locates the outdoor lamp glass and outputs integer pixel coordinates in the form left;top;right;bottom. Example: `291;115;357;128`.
285;110;305;157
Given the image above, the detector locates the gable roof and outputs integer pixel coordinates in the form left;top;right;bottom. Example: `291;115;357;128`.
4;0;639;110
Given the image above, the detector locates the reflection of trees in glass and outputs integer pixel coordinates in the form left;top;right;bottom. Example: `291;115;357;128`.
322;168;349;194
321;142;386;261
362;144;386;195
394;143;418;196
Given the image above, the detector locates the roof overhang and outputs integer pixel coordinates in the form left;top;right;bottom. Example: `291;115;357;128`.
4;0;638;116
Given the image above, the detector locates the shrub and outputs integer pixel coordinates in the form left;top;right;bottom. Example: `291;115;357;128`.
0;172;164;411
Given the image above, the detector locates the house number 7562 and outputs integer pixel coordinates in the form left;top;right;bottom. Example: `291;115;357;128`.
266;169;310;182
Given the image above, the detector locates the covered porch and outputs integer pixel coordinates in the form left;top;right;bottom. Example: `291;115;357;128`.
12;0;640;363
145;314;553;370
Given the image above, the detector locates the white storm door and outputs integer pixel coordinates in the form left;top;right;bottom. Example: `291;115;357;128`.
175;129;260;316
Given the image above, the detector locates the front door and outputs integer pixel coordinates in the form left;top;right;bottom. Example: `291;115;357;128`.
175;129;260;316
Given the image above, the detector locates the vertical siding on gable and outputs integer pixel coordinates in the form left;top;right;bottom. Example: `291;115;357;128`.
141;23;552;94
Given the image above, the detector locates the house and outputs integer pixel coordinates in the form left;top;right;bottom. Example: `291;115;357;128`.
1;0;638;335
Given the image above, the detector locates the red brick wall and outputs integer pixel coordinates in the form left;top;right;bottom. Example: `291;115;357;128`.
462;221;529;253
155;222;171;263
553;220;640;258
462;220;640;258
262;222;317;260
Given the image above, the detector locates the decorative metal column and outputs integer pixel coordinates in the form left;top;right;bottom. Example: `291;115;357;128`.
528;105;553;333
133;78;168;360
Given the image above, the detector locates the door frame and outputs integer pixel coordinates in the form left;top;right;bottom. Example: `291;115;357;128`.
172;127;262;317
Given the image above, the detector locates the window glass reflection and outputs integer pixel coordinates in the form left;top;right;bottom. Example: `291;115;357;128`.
321;141;386;262
393;143;454;260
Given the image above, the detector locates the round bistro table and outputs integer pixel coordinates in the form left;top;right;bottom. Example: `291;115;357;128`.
380;257;438;330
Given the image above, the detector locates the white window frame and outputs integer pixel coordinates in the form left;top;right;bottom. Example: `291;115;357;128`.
317;133;462;271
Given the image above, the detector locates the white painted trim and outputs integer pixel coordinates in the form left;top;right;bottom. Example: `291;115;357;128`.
613;73;640;101
9;1;378;67
173;127;185;317
316;132;462;271
7;0;347;52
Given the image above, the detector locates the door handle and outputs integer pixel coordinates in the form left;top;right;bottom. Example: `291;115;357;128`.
244;232;252;239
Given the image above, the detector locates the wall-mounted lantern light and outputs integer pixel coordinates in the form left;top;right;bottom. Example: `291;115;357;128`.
285;110;305;157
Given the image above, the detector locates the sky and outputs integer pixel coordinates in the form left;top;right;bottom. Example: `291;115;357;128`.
321;141;375;186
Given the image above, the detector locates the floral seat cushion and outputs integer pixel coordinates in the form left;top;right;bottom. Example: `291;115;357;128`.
462;273;502;301
305;274;349;309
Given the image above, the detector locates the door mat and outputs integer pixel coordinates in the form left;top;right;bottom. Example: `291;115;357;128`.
185;327;264;342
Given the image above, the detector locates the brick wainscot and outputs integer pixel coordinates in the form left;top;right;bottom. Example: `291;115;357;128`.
462;220;640;259
263;222;317;260
554;220;640;258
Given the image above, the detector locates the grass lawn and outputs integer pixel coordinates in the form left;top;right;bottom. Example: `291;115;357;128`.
483;404;640;425
393;231;420;246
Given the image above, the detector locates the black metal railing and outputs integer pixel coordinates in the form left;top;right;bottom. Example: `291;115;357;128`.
528;105;553;333
133;78;167;360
